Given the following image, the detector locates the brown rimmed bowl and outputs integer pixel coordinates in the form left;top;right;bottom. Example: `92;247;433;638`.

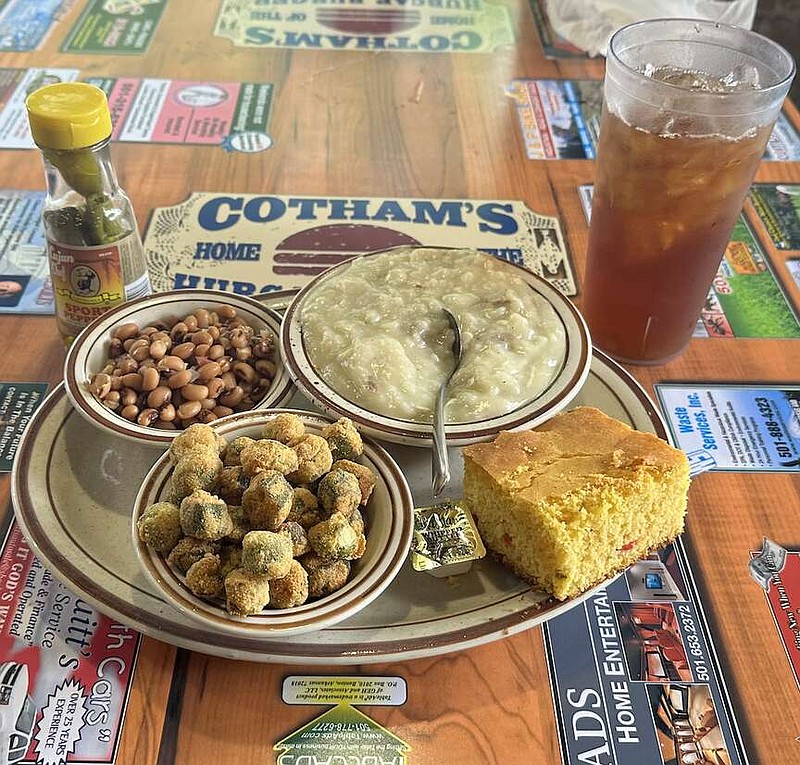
280;247;592;446
132;408;415;637
64;289;294;445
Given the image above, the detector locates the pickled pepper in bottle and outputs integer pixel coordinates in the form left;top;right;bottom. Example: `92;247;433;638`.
25;82;150;345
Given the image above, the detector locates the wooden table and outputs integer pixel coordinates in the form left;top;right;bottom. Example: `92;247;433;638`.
0;2;798;764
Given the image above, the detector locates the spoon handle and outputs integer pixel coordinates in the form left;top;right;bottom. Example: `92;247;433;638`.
431;383;450;497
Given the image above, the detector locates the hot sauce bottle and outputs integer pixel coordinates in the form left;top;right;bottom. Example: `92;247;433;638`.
25;82;150;345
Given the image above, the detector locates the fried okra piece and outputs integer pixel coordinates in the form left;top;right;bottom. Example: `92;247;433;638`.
241;531;293;578
137;501;182;553
240;439;299;477
317;469;361;518
278;520;310;557
185;554;225;599
223;505;249;544
308;513;362;560
242;471;293;530
302;553;350;599
217;465;250;506
170;451;223;503
224;568;270;616
170;423;226;464
321;417;363;461
219;545;243;578
261;413;305;445
349;508;365;537
269;560;309;609
331;459;376;505
167;537;219;574
223;436;256;467
179;490;233;540
287;435;333;484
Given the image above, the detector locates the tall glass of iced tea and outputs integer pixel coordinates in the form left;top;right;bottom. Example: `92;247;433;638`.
583;19;795;364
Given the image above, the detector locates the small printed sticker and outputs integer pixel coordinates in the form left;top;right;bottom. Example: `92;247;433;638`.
281;676;407;706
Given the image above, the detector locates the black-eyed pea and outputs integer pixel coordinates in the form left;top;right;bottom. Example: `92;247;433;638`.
196;410;218;424
213;405;234;418
117;357;138;374
131;344;151;363
149;339;168;360
233;361;256;384
255;359;276;377
170;320;187;337
121;388;138;407
104;391;121;409
141;367;160;392
114;322;140;342
208;344;225;360
208;325;220;341
234;346;252;361
172;342;195;360
167;369;192;390
137;408;159;427
159;403;176;422
220;386;244;408
88;373;112;398
147;386;172;409
141;326;159;336
206;378;225;399
200;397;216;410
197;361;222;382
128;336;149;352
178;400;202;420
209;311;220;326
192;330;213;347
120;404;139;421
110;375;123;391
182;383;209;401
157;355;185;373
109;337;124;357
194;308;210;329
121;372;143;391
220;371;236;390
218;304;236;321
183;315;198;332
195;343;211;358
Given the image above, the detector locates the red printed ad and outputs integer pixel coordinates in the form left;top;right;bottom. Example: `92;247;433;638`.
0;524;140;764
85;77;274;152
751;543;800;689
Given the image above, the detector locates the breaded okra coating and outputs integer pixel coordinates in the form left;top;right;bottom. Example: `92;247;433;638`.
137;501;182;553
240;439;299;476
180;490;233;540
242;470;293;530
269;560;309;608
317;468;361;518
224;568;270;616
241;530;293;578
321;417;363;461
261;413;305;445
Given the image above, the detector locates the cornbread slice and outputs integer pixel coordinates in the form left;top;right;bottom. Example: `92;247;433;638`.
462;407;690;600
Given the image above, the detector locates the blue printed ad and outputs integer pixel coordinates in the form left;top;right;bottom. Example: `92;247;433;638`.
656;384;800;474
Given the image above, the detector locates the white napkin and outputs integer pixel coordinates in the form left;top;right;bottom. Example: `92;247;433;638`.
544;0;758;57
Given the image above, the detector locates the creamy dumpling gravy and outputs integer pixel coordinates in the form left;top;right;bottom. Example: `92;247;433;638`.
300;248;566;423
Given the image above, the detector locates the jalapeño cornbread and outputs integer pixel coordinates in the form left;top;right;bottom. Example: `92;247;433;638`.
462;407;690;600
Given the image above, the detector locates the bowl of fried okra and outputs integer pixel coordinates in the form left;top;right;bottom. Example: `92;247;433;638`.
133;412;414;636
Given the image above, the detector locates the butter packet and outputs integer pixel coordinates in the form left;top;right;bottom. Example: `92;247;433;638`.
411;500;486;577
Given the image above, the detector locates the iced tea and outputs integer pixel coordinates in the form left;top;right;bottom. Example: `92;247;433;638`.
583;107;771;363
581;19;794;364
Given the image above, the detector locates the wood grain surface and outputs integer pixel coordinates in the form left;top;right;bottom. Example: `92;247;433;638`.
0;1;799;764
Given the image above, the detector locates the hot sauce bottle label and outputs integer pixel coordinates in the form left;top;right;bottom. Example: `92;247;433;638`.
47;235;135;340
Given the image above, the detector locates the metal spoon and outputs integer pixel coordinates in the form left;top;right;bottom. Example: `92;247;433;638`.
432;308;463;497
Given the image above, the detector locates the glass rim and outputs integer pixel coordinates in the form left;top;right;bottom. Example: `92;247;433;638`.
608;17;796;99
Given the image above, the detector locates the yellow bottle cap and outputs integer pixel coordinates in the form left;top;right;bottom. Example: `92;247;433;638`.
25;82;112;150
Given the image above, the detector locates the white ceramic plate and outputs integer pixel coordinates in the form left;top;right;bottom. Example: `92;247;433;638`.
133;409;414;637
64;289;295;445
10;349;666;664
281;248;591;446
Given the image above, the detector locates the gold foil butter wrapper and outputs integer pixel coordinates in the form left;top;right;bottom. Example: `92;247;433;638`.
411;501;486;577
